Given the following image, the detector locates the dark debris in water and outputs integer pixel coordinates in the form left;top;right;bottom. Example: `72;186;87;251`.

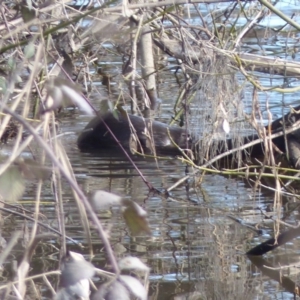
1;120;18;144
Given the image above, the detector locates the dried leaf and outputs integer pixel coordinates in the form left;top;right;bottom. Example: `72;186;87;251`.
90;190;122;211
61;84;94;115
16;158;50;180
129;133;138;154
60;252;95;287
68;251;86;261
55;288;74;300
0;76;7;94
92;279;130;300
58;251;94;299
17;261;30;297
118;257;150;272
8;57;15;70
172;291;205;299
45;78;94;115
26;0;33;10
222;119;230;134
0;166;25;202
24;43;35;59
113;243;127;255
122;200;151;236
99;99;115;117
119;275;147;300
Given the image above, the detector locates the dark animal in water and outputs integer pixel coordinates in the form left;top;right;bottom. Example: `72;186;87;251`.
77;111;191;155
77;106;300;168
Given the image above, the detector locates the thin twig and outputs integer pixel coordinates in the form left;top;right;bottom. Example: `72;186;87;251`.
2;105;120;275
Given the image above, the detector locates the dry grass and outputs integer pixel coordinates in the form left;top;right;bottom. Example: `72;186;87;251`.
0;0;300;298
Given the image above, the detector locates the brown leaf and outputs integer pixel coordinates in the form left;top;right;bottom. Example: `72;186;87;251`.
20;4;35;23
129;133;138;154
122;200;151;236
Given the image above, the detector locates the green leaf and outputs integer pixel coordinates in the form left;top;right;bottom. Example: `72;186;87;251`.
122;200;151;236
20;4;35;23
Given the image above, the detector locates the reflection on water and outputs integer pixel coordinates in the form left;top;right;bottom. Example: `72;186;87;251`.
66;148;299;299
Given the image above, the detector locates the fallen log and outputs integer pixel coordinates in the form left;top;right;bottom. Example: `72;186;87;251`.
153;36;300;77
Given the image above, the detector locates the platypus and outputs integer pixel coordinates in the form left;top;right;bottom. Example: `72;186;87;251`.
77;111;191;155
77;106;300;168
